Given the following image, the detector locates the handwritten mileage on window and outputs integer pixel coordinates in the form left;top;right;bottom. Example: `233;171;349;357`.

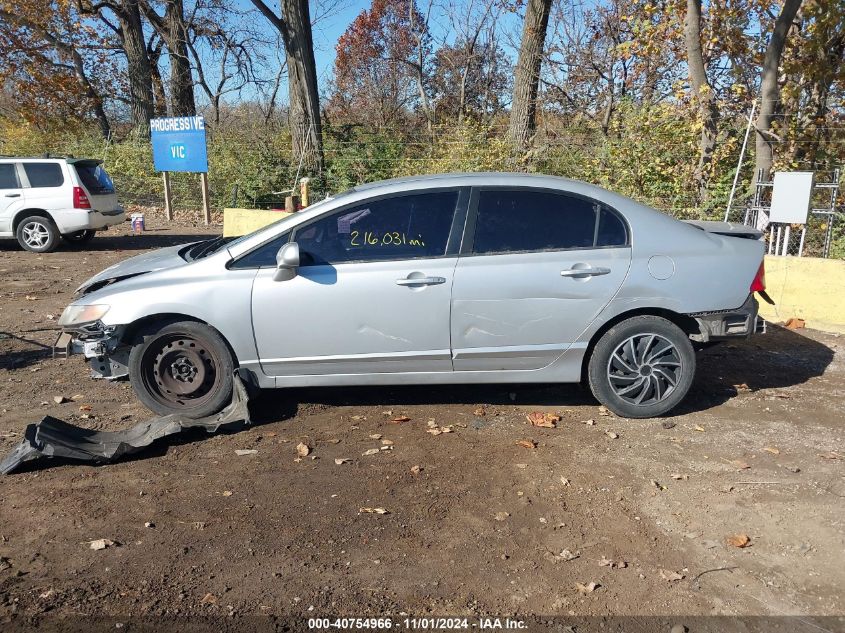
350;230;426;248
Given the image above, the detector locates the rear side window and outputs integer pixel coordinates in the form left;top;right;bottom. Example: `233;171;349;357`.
472;189;627;254
0;164;19;189
23;163;64;188
74;163;115;194
295;191;459;265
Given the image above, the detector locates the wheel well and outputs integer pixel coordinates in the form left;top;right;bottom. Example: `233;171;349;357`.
580;308;701;382
13;209;53;232
121;313;240;367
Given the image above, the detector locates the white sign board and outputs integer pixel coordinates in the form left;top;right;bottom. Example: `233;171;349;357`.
770;171;814;224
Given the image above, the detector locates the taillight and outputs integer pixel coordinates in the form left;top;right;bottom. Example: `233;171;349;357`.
73;186;91;209
750;261;766;293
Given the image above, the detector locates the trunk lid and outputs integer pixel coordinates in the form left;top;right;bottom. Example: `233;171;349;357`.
70;159;121;212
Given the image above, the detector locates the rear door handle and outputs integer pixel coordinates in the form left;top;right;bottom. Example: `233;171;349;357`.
396;276;446;286
4;193;21;198
560;266;611;277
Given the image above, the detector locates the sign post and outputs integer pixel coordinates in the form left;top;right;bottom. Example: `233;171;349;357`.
150;116;210;224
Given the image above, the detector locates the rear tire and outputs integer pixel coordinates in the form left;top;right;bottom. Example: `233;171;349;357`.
63;229;96;244
587;316;695;418
16;215;60;253
129;321;235;419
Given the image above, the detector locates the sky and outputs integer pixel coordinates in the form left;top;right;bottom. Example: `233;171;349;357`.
229;0;525;97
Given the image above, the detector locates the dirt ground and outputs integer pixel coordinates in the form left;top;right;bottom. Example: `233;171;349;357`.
0;222;843;631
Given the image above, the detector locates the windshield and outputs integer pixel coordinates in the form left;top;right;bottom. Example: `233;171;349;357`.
179;190;352;262
74;163;115;195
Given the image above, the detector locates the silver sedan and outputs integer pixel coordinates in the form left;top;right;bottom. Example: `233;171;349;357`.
58;173;767;419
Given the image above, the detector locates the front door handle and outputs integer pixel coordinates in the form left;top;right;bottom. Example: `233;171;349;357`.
396;276;446;286
560;266;611;277
4;193;21;198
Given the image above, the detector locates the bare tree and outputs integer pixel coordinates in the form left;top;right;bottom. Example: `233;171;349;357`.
250;0;324;172
755;0;803;182
684;0;719;201
140;0;196;116
508;0;552;156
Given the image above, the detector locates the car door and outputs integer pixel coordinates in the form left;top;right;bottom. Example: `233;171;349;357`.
0;163;23;233
451;187;632;371
250;188;467;376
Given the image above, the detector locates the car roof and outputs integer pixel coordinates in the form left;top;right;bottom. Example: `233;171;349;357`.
352;172;579;192
0;156;101;165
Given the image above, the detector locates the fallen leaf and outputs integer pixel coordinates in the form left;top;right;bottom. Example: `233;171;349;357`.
391;415;410;423
351;415;366;421
426;428;442;436
598;557;613;567
473;407;486;416
733;383;751;393
726;533;751;548
694;425;705;432
362;448;380;456
526;412;560;428
410;465;422;474
784;317;805;329
671;473;688;480
381;439;394;446
368;434;382;440
222;490;233;497
583;419;596;426
659;569;684;581
516;439;537;449
200;593;217;605
560;477;571;486
334;458;351;465
88;539;116;551
819;451;841;460
78;405;92;412
605;431;619;439
598;406;612;416
358;507;389;515
494;511;510;522
575;581;599;594
296;442;310;457
763;447;780;455
235;449;258;456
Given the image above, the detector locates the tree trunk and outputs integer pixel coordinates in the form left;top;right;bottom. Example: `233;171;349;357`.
118;0;154;133
164;0;195;116
684;0;719;202
508;0;552;156
754;0;803;183
251;0;324;173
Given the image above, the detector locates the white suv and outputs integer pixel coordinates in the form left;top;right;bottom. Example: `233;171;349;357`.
0;157;125;252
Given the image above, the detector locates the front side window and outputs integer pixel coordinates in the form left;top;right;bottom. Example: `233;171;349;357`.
294;191;459;265
472;189;627;254
23;162;64;188
0;164;18;189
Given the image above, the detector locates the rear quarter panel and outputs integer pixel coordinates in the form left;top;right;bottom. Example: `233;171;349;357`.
603;198;765;318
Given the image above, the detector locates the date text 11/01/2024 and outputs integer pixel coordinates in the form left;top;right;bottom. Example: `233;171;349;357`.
349;231;427;247
307;618;527;630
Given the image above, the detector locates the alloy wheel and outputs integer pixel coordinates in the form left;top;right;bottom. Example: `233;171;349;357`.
22;221;50;249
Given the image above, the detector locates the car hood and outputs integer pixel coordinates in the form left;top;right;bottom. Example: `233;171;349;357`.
76;243;196;295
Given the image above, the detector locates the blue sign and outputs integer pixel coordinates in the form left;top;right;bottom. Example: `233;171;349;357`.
150;116;208;173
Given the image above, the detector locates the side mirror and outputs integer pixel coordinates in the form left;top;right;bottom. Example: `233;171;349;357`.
273;242;300;282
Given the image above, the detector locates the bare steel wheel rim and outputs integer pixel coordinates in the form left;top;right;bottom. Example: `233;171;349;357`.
22;221;50;248
140;333;221;410
606;333;682;406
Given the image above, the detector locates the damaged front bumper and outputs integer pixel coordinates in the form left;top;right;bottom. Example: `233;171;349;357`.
689;294;765;343
54;322;130;379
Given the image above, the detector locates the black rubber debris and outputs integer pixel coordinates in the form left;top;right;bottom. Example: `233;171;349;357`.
0;374;250;475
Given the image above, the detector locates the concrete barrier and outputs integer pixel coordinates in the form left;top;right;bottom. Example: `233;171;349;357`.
759;255;845;334
223;208;291;237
